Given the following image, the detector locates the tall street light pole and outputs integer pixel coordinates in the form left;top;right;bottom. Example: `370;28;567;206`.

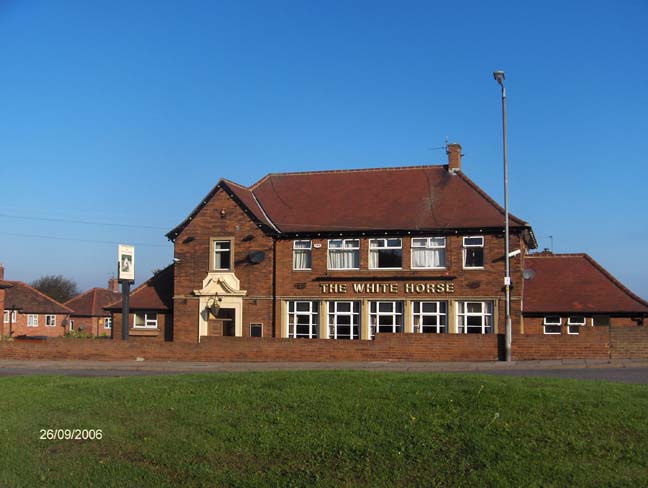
493;70;512;362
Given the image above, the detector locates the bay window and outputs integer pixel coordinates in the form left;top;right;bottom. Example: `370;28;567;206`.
287;301;319;338
412;301;447;333
369;301;403;338
328;301;360;340
457;301;493;334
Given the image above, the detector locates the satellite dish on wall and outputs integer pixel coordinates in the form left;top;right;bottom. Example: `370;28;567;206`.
522;269;536;280
248;251;266;264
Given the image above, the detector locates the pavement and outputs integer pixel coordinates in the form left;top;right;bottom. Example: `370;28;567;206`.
0;358;647;383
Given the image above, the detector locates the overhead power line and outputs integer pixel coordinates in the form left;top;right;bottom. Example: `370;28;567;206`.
0;212;169;230
0;232;170;248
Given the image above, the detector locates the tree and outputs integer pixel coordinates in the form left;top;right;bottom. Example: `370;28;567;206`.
31;275;79;303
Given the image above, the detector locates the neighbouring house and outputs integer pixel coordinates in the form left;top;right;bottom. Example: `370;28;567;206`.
2;274;73;338
105;265;174;341
522;252;647;334
64;278;121;337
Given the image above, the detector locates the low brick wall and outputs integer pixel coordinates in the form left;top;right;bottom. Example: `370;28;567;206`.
511;327;610;360
610;327;648;359
0;333;499;362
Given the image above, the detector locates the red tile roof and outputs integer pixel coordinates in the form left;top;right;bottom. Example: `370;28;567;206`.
65;288;121;317
523;253;648;314
105;265;173;311
167;165;535;245
3;281;73;315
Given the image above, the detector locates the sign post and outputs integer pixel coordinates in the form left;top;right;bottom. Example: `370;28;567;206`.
118;244;135;341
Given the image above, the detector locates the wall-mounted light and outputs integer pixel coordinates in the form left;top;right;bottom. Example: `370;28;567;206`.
220;209;226;218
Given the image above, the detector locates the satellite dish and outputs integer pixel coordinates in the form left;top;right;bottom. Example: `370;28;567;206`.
248;251;266;264
523;269;536;280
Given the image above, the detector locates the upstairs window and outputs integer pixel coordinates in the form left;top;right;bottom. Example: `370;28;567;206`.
543;316;562;335
411;237;446;269
45;315;56;327
328;239;360;270
293;240;312;270
369;238;402;269
567;317;586;335
463;236;484;269
211;239;232;270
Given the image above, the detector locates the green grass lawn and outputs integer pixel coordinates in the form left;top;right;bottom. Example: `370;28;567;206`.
0;372;647;487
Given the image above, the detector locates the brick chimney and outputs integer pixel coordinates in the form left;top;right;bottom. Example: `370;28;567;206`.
108;277;119;292
0;264;4;280
447;143;462;173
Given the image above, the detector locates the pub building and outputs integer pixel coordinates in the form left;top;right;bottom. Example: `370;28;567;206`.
110;143;647;343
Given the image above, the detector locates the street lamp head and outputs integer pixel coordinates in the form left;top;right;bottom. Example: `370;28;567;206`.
493;70;505;85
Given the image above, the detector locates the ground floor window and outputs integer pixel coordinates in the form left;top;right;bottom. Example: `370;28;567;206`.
567;316;585;335
45;315;56;327
104;317;112;329
412;301;447;333
134;312;158;329
543;316;562;334
592;315;610;327
250;323;263;337
328;301;360;340
369;301;403;338
69;320;74;331
457;301;493;334
27;314;38;327
288;301;319;339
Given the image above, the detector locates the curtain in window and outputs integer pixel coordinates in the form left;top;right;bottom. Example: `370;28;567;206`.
328;250;358;269
412;248;445;268
293;250;311;269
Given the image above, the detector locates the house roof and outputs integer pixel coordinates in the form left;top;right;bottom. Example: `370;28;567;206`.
523;253;648;315
3;281;73;315
167;164;535;245
105;265;173;312
65;288;121;317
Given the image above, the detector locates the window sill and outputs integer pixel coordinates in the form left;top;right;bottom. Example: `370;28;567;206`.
129;328;160;336
463;267;485;270
368;268;403;271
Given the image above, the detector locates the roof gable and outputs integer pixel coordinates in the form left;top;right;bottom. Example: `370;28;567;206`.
65;288;121;317
105;265;174;311
4;282;73;315
524;253;648;314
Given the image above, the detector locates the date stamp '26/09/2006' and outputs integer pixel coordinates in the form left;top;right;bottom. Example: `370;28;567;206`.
40;429;103;440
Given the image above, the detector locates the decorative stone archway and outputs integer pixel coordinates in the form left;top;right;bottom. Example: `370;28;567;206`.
194;273;247;341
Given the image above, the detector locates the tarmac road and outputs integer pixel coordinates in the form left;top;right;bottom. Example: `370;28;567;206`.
0;359;647;383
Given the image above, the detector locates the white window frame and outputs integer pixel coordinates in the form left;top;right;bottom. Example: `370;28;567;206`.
45;315;56;327
250;323;263;338
212;239;232;271
292;240;312;270
369;238;403;270
327;239;360;270
369;301;403;338
3;310;16;323
328;301;360;340
27;314;39;327
463;236;485;269
411;237;446;269
104;317;112;329
287;301;319;339
567;316;586;335
457;301;494;334
69;319;74;331
133;312;158;329
412;301;448;333
543;316;562;335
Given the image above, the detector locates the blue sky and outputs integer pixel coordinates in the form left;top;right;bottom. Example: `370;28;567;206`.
1;0;647;298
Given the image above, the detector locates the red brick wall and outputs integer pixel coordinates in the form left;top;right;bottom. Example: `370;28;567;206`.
511;326;610;360
0;333;498;362
610;327;648;358
2;312;68;338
